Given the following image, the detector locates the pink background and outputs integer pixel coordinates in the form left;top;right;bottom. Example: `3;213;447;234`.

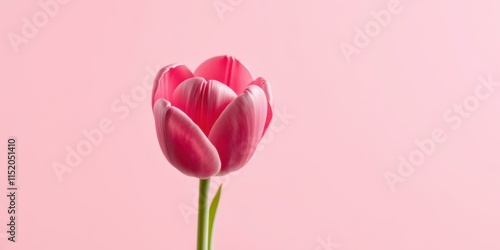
1;0;500;249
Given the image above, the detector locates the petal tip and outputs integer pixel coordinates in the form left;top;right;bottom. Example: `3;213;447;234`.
151;64;194;108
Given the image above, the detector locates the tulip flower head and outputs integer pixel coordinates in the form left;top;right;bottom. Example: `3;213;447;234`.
152;56;273;178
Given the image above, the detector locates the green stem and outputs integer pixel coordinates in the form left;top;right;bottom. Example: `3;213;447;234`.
197;178;210;250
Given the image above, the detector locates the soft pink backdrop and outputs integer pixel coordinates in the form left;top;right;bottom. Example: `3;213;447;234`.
1;0;500;249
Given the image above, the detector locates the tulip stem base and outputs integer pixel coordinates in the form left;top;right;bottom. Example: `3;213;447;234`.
197;178;210;250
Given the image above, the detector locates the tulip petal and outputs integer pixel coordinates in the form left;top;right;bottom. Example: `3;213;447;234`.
153;99;221;178
194;56;253;95
249;77;273;107
152;64;194;107
208;85;268;175
172;77;237;135
249;77;274;136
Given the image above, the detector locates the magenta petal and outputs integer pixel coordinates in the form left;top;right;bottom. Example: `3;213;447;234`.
153;99;221;178
208;85;268;175
172;77;237;135
249;77;273;107
194;56;253;95
151;64;194;108
262;104;273;137
249;77;274;136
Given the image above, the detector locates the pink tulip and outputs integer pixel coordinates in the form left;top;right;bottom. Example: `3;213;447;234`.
152;56;273;178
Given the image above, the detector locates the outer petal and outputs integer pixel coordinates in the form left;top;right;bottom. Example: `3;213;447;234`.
153;99;221;178
171;77;237;135
151;64;194;107
249;77;273;107
249;77;273;136
208;85;268;175
194;56;253;95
